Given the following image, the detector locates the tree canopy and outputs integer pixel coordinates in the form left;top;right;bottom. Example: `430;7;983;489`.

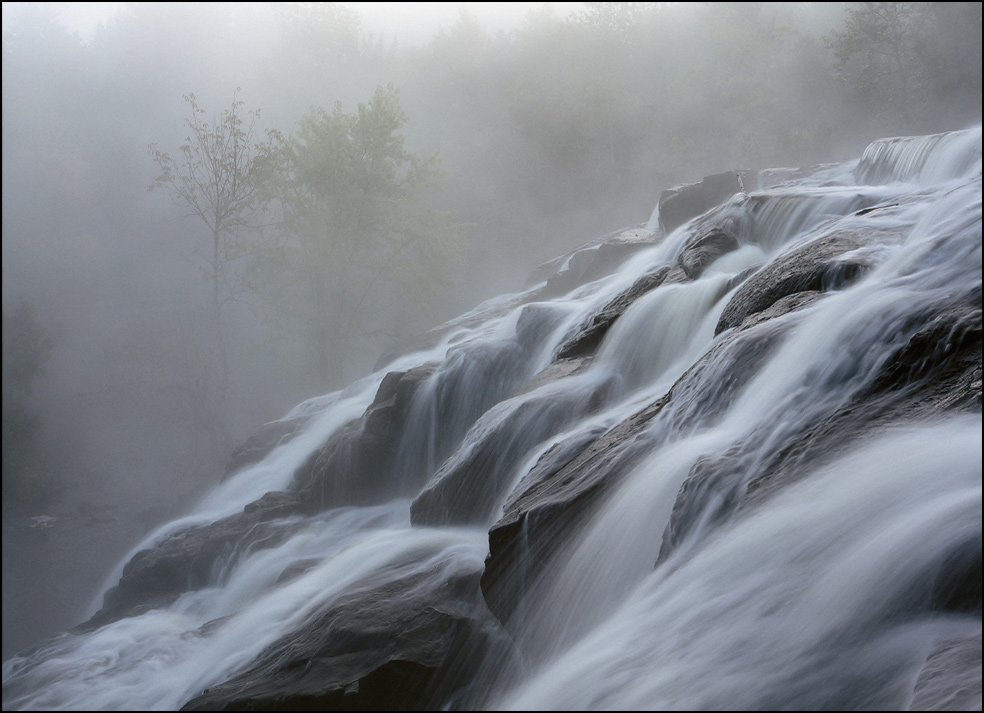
267;84;464;386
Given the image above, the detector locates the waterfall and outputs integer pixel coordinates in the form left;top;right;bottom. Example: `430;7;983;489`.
497;419;981;711
3;128;980;711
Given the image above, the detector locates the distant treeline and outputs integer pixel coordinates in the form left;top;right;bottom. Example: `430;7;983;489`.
2;2;980;505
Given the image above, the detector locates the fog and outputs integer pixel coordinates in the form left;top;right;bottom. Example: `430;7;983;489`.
2;1;981;662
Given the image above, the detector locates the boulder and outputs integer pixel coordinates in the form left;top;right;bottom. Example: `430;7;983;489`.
86;491;305;628
410;369;617;528
555;267;670;360
678;227;739;279
180;560;513;711
658;171;749;234
715;226;902;335
293;363;437;507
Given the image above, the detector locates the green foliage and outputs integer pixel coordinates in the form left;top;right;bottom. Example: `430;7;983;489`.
825;2;982;129
272;2;363;69
826;2;925;122
268;84;465;386
569;2;653;36
2;300;54;505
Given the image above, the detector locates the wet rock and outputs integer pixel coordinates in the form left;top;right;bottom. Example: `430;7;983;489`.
928;536;983;614
540;234;660;298
911;632;983;711
528;227;658;287
679;227;739;279
731;290;826;331
180;561;513;711
659;171;748;234
293;363;437;507
87;491;305;628
659;288;982;566
481;394;668;626
364;365;438;442
662;264;692;285
555;267;670;360
864;293;982;410
757;166;814;189
410;370;617;527
715;227;901;335
515;357;591;396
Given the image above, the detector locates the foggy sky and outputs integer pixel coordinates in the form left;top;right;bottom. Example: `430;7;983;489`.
11;2;590;44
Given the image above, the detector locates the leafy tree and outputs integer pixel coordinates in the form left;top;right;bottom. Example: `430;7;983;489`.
272;2;363;70
570;2;653;37
826;2;927;125
2;300;53;505
825;2;982;130
910;3;982;127
149;91;280;397
268;84;464;387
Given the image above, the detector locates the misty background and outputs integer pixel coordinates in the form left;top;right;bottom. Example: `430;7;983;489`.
2;1;981;661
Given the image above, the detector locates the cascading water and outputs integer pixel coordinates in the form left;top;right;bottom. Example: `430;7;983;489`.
2;127;980;711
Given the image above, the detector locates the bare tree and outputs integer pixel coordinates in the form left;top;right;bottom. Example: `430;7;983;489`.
149;90;279;399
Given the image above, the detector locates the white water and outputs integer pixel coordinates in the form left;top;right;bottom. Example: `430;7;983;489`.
3;128;980;710
498;420;982;710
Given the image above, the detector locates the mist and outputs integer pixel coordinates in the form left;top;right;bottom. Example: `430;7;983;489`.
2;1;981;665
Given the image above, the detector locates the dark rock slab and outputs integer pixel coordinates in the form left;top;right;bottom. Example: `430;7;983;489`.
659;288;982;567
539;233;661;299
715;226;903;335
555;267;670;360
662;264;692;285
293;363;437;508
481;394;669;626
731;290;826;332
659;171;748;234
410;369;618;528
86;491;305;628
180;559;513;711
679;227;739;279
864;292;982;410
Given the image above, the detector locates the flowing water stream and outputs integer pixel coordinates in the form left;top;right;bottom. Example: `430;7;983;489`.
3;128;981;710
